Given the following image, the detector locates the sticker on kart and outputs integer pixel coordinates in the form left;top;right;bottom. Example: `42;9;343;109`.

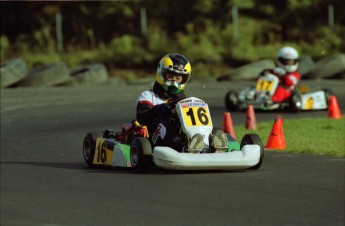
180;103;212;127
93;138;113;165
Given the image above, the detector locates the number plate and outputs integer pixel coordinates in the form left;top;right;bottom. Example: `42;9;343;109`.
180;102;212;127
254;74;279;96
176;97;213;144
255;79;274;92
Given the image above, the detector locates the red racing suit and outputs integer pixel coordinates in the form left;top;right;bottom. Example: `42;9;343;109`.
271;70;301;102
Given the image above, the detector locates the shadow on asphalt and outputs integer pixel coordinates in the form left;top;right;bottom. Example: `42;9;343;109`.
1;160;251;175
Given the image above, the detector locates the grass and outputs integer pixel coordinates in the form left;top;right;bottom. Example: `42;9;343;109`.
233;117;345;158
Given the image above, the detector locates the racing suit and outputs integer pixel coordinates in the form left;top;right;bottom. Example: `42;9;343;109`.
136;82;187;151
262;68;301;102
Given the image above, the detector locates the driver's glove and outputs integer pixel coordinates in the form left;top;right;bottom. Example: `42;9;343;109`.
168;96;185;106
154;103;175;119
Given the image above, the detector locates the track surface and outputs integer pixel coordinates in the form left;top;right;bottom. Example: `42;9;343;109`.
1;79;344;226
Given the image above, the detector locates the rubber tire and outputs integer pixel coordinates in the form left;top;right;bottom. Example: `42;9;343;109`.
130;137;153;173
298;55;314;76
240;133;264;170
18;63;70;87
321;88;334;106
289;91;302;113
225;91;240;111
0;58;27;88
83;131;104;167
304;54;345;79
217;59;275;81
64;63;108;86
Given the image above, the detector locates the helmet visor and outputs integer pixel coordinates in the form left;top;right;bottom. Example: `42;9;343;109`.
161;67;190;85
278;58;298;66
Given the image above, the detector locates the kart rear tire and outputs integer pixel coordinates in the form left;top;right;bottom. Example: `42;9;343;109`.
225;91;240;111
83;131;103;167
240;134;264;170
322;88;334;106
289;91;302;113
130;137;153;173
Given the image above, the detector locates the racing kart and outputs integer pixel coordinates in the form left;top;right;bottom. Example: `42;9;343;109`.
224;72;333;112
83;97;264;173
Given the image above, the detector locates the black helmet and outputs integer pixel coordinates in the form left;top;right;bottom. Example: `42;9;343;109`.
156;53;192;94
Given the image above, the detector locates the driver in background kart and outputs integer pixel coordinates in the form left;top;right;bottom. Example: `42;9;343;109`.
261;46;301;103
136;53;228;153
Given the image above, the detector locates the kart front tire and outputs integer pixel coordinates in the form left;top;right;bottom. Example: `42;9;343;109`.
83;131;103;167
240;134;264;170
225;91;240;111
130;137;153;173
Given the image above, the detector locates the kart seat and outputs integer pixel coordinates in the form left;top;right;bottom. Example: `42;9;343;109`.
121;120;149;138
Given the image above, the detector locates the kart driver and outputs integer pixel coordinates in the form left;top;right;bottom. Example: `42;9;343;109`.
262;46;301;103
136;53;228;153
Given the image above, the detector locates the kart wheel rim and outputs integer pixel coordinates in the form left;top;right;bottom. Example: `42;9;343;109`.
83;140;91;160
131;146;139;166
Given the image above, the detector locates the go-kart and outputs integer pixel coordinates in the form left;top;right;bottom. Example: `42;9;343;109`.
83;97;264;173
224;72;333;112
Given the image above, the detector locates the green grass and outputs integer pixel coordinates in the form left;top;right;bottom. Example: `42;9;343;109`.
233;117;345;158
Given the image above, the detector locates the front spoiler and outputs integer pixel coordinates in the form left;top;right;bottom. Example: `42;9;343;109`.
153;144;260;170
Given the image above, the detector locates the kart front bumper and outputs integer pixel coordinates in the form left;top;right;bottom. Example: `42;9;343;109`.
153;145;261;170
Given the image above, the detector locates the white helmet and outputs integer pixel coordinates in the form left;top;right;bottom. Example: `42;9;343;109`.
276;46;299;73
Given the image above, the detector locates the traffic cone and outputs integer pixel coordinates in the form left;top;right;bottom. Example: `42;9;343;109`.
328;96;342;119
223;112;236;140
245;105;257;130
265;115;286;150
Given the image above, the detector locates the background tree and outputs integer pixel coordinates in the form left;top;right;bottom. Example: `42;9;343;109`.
1;0;344;77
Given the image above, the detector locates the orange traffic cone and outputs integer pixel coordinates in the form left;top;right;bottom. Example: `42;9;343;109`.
223;112;236;140
245;105;257;130
328;96;342;119
265;115;286;150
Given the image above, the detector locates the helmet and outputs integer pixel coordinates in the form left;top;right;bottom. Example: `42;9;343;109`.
276;46;299;73
156;53;192;95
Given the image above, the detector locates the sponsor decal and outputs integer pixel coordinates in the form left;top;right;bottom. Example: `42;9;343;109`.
181;102;207;108
305;97;314;110
152;123;167;144
179;99;192;103
93;138;113;165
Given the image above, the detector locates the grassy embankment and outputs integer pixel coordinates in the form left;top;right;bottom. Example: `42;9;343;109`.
233;117;345;158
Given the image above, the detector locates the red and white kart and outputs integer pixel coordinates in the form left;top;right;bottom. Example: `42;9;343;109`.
224;73;333;112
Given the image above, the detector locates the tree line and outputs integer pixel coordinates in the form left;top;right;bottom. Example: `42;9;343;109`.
1;0;344;73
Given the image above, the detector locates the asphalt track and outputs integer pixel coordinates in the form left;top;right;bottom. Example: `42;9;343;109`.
1;79;344;226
